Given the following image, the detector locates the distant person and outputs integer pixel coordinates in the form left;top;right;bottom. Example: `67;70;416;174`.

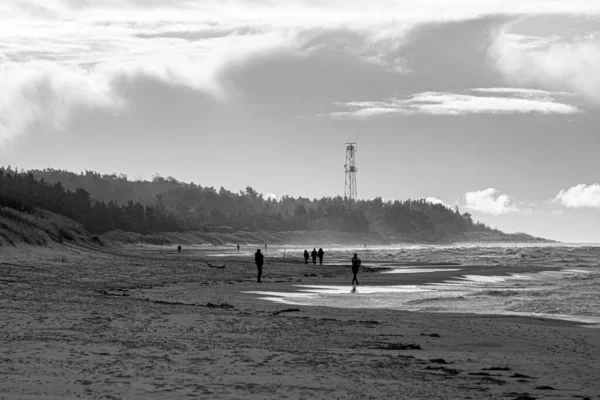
177;245;182;253
317;248;325;265
351;253;361;286
255;249;264;283
237;244;240;251
311;248;318;265
265;244;267;250
303;250;309;264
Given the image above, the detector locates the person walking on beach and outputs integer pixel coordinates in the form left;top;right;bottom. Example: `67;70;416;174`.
255;249;264;283
303;250;309;264
317;248;324;265
237;244;240;251
351;253;361;286
265;243;267;250
177;245;182;253
311;248;318;265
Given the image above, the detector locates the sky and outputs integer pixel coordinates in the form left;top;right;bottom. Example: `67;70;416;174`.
1;1;600;243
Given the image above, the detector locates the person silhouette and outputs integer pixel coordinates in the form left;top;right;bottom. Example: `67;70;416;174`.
303;250;309;264
237;244;240;251
351;253;361;286
317;248;324;265
311;248;318;265
255;249;264;283
177;245;181;253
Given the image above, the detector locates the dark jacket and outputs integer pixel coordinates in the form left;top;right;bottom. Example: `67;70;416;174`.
255;252;264;266
317;249;324;257
351;257;361;273
311;250;317;258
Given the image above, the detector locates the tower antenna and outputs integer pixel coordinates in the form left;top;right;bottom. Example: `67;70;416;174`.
344;142;358;204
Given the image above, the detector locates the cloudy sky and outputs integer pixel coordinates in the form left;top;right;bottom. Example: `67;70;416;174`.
1;1;600;242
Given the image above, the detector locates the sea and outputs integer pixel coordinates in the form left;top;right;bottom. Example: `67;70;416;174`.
211;243;600;325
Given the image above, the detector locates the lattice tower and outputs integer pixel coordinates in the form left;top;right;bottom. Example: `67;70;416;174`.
344;143;358;203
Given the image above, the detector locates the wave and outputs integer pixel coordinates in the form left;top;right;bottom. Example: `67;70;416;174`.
404;296;466;305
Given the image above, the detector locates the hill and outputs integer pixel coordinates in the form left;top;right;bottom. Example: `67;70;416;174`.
1;166;552;244
0;206;101;247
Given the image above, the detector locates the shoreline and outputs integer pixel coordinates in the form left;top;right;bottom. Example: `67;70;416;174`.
240;262;600;326
98;228;555;248
1;244;599;399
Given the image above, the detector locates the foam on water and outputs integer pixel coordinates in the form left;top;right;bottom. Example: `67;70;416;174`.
381;268;461;274
295;285;427;294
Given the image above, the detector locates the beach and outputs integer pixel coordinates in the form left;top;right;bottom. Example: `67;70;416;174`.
1;243;599;399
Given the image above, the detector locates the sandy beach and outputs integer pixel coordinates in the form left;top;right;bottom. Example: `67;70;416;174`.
1;244;599;399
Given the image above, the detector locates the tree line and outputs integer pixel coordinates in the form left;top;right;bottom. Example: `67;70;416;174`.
1;168;181;234
1;167;495;236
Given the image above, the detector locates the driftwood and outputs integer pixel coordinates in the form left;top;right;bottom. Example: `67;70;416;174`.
204;261;226;269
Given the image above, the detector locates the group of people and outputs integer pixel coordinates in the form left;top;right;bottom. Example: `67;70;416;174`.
178;243;360;285
254;248;362;286
303;248;325;265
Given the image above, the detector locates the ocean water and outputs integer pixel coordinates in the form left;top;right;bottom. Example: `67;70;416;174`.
241;243;600;324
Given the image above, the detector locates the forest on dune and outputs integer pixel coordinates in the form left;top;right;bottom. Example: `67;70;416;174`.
0;167;495;236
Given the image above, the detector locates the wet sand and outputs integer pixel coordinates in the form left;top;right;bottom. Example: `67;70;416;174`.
1;244;599;399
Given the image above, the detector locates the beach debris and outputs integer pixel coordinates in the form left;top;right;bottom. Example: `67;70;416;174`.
347;320;379;324
95;288;130;297
421;333;441;338
429;358;451;364
373;343;422;350
151;299;200;306
511;373;534;379
204;261;226;269
534;386;555;390
425;366;460;375
271;308;301;316
206;302;234;309
477;376;507;385
512;395;536;400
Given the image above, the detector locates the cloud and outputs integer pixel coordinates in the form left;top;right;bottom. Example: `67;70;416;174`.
6;1;600;23
0;62;121;145
324;89;581;118
1;1;599;144
469;87;573;98
265;193;278;201
0;22;290;143
419;197;451;208
554;184;600;209
464;188;521;215
488;29;600;106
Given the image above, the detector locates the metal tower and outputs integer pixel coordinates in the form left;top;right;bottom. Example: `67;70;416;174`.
344;143;358;203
